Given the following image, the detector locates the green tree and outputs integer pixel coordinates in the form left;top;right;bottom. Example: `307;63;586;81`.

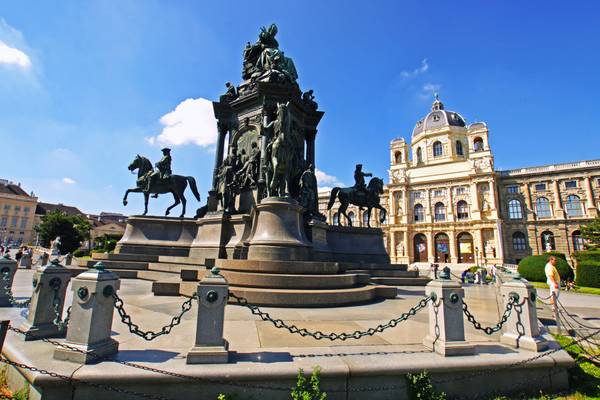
581;215;600;249
35;210;91;254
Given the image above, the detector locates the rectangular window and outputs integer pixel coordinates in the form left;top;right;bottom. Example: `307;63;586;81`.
433;189;445;197
2;205;9;214
456;187;467;195
0;216;6;227
412;191;422;199
507;185;519;194
534;183;547;191
10;216;18;228
23;207;30;214
564;180;577;189
20;217;28;230
14;206;21;213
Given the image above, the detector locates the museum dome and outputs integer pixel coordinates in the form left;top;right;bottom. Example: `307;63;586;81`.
412;95;466;137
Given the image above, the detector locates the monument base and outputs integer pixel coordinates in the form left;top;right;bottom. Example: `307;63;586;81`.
186;340;229;364
501;333;549;352
19;322;65;341
423;336;476;356
54;338;119;364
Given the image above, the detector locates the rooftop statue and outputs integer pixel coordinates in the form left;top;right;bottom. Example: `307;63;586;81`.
327;165;387;227
123;150;201;218
242;24;298;83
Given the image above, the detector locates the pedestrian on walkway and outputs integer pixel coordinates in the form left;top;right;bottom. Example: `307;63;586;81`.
545;256;561;312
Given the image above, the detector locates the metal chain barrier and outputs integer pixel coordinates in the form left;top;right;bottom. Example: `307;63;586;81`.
229;292;433;341
112;292;196;341
51;286;71;331
2;271;30;308
462;294;518;335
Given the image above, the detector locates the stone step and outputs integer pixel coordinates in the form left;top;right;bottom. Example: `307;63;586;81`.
219;270;370;290
178;282;393;307
147;262;206;274
158;256;206;266
152;281;182;296
341;263;408;271
84;260;149;271
215;259;340;275
370;277;431;286
347;269;418;278
137;270;181;282
92;253;159;263
66;266;139;279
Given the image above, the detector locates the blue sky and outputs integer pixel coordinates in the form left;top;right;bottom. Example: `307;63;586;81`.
1;1;599;215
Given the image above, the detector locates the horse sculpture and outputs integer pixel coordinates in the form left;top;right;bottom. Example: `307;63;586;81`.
123;155;200;218
327;177;387;227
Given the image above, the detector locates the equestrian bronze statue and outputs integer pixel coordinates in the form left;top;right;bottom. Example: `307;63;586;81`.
123;149;200;217
327;165;387;227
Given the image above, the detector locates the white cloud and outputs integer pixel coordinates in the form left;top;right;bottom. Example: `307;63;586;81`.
315;168;344;191
420;83;441;99
400;58;428;79
0;40;30;68
62;177;76;185
146;98;218;148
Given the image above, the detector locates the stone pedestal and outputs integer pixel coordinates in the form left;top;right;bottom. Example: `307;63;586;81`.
423;279;475;356
20;259;72;340
306;220;331;261
0;255;18;307
54;263;120;364
19;254;32;269
500;278;548;352
326;225;389;264
187;268;229;364
247;197;311;261
190;212;231;260
225;214;252;259
116;216;197;257
235;189;258;214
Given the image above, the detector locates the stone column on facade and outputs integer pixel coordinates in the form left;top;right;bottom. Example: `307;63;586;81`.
402;188;410;224
447;187;455;222
449;230;458;263
488;179;499;219
402;230;409;260
425;190;432;223
390;230;397;262
584;176;598;217
494;220;505;263
552;180;564;219
426;232;434;263
522;182;534;221
475;229;485;264
470;183;480;220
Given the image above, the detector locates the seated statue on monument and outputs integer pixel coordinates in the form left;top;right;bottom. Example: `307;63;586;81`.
242;24;298;83
327;164;387;227
123;149;201;217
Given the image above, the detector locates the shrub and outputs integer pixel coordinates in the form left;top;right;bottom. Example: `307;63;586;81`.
576;261;600;288
574;250;600;263
73;249;89;258
544;251;567;261
291;367;326;400
518;255;573;282
406;371;446;400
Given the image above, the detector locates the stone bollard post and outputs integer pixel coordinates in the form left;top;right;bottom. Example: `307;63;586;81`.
187;267;229;364
423;278;475;356
500;277;548;351
0;255;18;307
54;262;120;363
64;253;73;266
19;253;32;269
39;253;49;267
20;258;72;340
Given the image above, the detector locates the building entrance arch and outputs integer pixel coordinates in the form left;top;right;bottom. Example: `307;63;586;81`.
413;233;427;262
434;232;449;263
457;232;474;263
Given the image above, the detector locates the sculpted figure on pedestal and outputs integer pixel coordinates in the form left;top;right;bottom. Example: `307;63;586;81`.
264;102;295;197
242;24;298;83
299;163;326;222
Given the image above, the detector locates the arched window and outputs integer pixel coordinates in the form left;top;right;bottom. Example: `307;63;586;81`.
456;200;469;220
416;147;423;164
433;141;443;157
512;232;527;251
394;151;402;164
473;137;484;152
332;212;339;226
565;194;583;217
362;211;369;226
434;202;446;222
535;197;552;218
456;140;464;156
414;204;424;222
572;230;585;251
541;231;555;251
348;211;355;225
508;199;523;219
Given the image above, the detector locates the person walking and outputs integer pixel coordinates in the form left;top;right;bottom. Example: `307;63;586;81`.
545;256;561;312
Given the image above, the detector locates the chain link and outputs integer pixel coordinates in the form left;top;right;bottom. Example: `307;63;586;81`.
229;292;433;341
112;292;196;341
2;271;30;308
462;295;517;335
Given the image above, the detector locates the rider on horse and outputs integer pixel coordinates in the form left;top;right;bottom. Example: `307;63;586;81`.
353;164;372;205
147;148;172;197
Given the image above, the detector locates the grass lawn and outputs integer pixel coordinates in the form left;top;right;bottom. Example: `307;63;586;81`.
530;281;600;296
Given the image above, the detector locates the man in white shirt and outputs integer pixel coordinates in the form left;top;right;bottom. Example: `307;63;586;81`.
544;256;561;311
